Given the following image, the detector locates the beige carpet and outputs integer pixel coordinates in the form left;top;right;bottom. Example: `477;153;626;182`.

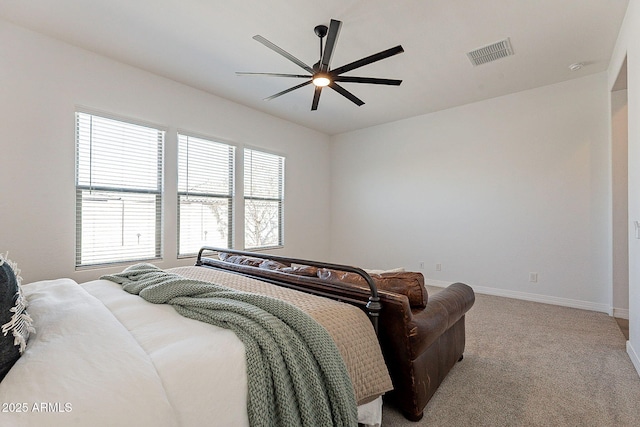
381;287;640;426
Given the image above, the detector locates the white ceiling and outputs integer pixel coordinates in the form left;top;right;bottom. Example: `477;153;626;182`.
0;0;629;135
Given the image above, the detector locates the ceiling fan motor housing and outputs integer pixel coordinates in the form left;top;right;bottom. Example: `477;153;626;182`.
314;25;328;38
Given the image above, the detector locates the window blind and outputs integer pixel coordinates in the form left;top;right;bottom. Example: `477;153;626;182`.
244;148;285;249
75;112;164;266
177;134;235;256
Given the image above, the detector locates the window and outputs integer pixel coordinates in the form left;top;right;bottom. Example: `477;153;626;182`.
244;148;285;249
75;112;164;266
178;134;235;256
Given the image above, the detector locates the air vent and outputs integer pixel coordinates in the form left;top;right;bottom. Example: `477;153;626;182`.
467;38;514;66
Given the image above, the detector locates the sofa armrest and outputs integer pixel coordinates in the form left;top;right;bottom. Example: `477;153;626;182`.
407;283;475;358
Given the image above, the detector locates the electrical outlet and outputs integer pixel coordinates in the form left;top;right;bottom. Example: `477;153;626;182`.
529;272;538;283
436;263;442;271
419;262;425;270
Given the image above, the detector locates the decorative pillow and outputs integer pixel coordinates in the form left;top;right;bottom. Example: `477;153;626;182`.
1;253;35;381
217;253;289;270
258;259;290;271
218;252;263;267
375;272;428;308
317;268;428;308
279;265;319;277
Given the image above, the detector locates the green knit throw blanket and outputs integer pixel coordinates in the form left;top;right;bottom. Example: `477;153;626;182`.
102;264;357;427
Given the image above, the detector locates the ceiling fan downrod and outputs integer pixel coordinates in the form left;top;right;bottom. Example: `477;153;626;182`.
314;24;328;69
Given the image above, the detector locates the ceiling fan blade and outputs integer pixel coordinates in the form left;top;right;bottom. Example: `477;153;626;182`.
311;86;323;110
331;45;404;75
329;82;365;106
333;76;402;85
264;80;312;101
253;35;315;74
236;72;311;78
320;19;342;72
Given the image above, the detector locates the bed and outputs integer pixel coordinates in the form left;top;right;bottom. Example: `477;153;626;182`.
0;251;393;427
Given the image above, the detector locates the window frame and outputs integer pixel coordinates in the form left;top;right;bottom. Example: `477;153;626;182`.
177;132;236;257
74;110;165;268
243;147;285;250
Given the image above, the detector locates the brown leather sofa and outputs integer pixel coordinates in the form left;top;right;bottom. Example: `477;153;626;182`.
199;253;475;421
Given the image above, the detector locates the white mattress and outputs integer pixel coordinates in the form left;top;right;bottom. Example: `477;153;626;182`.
0;278;383;426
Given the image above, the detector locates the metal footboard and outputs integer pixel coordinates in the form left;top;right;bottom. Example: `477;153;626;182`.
196;246;382;335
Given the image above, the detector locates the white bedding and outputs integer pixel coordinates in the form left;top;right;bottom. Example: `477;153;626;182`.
0;278;383;426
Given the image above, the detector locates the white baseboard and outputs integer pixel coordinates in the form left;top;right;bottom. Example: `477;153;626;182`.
628;341;640;379
613;308;630;319
424;279;611;314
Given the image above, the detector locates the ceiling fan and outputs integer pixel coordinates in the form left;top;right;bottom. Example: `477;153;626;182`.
237;19;404;111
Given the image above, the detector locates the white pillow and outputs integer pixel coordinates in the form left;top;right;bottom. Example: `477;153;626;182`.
364;267;405;275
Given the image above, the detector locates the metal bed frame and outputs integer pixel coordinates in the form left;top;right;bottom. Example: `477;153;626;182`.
196;246;382;334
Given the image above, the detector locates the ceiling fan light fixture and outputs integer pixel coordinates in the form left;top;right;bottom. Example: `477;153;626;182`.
312;74;331;87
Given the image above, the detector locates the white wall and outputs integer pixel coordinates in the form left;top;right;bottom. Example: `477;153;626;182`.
0;20;332;284
609;0;640;376
612;89;629;318
330;73;612;312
